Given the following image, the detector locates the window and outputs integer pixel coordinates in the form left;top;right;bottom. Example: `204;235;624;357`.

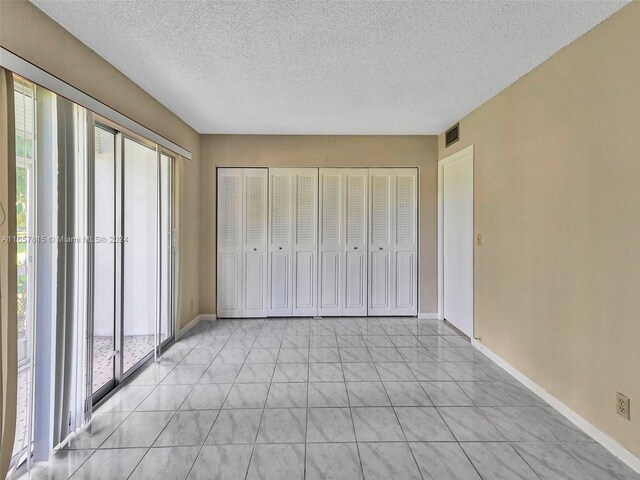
13;76;36;463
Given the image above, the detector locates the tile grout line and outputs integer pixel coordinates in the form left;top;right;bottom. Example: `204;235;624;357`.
47;317;617;480
182;319;248;480
338;317;368;480
64;332;200;479
405;323;487;480
100;341;201;479
243;318;282;480
375;320;427;480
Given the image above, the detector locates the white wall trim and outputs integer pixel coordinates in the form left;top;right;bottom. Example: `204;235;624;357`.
418;312;439;320
471;339;640;474
175;314;202;339
176;313;217;340
0;47;192;160
438;144;474;324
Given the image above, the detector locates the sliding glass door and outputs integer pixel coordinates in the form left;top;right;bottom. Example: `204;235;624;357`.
159;153;174;344
122;136;162;373
6;72;181;471
13;76;36;462
93;126;117;395
91;125;175;402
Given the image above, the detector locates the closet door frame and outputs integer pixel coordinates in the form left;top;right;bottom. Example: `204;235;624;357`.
216;166;419;319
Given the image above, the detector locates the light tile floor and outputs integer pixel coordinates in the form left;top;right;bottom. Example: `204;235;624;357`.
22;317;639;480
14;335;161;459
14;366;31;458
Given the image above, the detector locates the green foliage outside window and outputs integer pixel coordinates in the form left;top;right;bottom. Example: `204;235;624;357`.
16;149;29;338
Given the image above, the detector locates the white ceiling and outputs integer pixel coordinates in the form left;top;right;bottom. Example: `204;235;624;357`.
32;0;626;135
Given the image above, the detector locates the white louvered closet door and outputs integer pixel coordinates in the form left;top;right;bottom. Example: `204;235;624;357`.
368;170;394;315
393;169;418;315
292;169;318;316
268;169;295;316
318;170;343;316
217;169;243;317
343;170;368;316
242;169;268;317
368;168;418;315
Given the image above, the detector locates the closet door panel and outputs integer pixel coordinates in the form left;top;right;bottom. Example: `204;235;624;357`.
244;252;265;312
318;170;342;315
219;254;241;313
269;251;290;311
268;169;294;316
242;169;268;316
292;169;318;316
217;169;243;317
319;251;340;312
369;251;390;310
294;251;315;310
393;170;418;315
395;251;415;310
368;168;418;316
345;251;366;312
368;171;393;315
343;170;368;316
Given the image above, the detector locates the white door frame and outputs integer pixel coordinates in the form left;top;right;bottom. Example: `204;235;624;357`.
438;144;474;334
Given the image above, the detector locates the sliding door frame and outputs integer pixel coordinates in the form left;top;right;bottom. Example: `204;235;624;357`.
90;119;176;405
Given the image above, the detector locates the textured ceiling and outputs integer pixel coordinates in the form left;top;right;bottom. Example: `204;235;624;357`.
32;0;627;135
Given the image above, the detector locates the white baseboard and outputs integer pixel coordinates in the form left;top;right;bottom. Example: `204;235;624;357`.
418;312;439;320
471;339;640;474
198;313;217;322
176;314;204;339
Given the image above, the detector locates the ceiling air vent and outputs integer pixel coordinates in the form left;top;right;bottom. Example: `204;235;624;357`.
445;123;459;147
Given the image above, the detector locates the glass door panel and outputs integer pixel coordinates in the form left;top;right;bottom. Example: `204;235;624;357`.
159;153;174;343
93;126;116;394
14;77;36;460
122;137;158;373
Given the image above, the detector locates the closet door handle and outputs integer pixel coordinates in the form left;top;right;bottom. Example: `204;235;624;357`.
279;247;283;250
354;247;358;250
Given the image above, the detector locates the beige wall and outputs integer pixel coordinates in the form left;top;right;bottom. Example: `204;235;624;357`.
199;135;438;315
0;0;201;329
438;2;640;457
